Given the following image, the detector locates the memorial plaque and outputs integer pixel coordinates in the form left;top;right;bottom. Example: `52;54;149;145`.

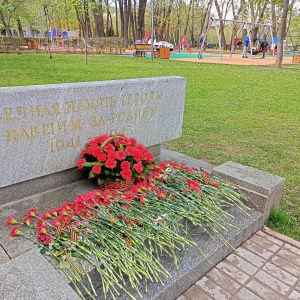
0;76;186;187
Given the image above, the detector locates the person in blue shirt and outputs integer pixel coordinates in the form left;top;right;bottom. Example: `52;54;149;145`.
198;33;207;50
242;35;249;58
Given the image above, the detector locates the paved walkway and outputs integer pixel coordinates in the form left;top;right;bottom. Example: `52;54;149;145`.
177;227;300;300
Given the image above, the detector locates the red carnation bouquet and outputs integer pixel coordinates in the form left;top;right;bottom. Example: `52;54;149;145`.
76;134;154;185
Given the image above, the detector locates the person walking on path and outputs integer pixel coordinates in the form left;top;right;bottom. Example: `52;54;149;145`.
260;37;268;58
242;35;249;58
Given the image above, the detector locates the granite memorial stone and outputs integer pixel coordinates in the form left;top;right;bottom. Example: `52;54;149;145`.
0;76;186;189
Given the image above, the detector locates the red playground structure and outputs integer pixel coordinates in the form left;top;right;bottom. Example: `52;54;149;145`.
173;35;192;53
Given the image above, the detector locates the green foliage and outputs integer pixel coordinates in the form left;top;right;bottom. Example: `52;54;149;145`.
266;208;300;240
0;52;299;241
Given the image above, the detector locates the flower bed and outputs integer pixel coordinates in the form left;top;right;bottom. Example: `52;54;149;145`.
7;160;250;300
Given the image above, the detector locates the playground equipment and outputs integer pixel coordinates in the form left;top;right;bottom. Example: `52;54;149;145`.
199;15;274;60
173;35;192;53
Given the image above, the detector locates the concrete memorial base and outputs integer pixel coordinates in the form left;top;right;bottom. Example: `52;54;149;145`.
0;149;265;300
212;161;285;222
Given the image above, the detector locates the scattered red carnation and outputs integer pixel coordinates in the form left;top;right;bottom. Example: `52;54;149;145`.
7;216;18;226
10;226;22;237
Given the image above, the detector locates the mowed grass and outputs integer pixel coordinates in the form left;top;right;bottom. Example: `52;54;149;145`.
1;52;299;240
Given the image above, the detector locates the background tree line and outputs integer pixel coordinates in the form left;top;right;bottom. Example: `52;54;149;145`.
0;0;299;50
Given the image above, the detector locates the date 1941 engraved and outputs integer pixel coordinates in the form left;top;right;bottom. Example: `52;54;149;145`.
50;136;81;153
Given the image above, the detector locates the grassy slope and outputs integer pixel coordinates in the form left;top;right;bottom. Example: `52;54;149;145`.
1;52;299;239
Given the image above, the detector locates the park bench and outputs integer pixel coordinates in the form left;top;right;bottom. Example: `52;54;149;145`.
134;43;153;57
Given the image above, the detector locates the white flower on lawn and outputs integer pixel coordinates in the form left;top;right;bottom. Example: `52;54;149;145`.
156;216;163;223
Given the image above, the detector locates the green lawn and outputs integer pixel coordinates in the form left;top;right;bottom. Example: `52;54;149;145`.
1;52;299;240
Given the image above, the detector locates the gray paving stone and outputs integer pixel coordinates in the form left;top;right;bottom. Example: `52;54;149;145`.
183;284;213;300
0;245;10;264
242;239;273;260
206;267;241;294
233;287;263;300
271;255;300;277
0;249;80;300
256;230;284;246
277;248;300;267
216;260;250;285
234;246;266;268
284;243;300;255
225;254;258;276
246;278;283;300
288;290;300;300
176;295;189;300
195;276;232;300
263;262;298;286
254;270;290;295
249;233;281;253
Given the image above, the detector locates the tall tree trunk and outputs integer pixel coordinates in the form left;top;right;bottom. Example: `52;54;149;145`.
115;1;119;37
250;3;267;38
106;6;110;35
199;0;213;38
84;1;92;38
74;6;85;37
64;0;70;30
271;1;277;37
159;0;174;41
183;0;193;36
0;9;19;53
214;0;227;50
92;0;104;37
118;0;124;39
136;0;147;40
118;0;131;47
16;17;24;38
275;0;289;68
130;11;135;43
43;4;53;58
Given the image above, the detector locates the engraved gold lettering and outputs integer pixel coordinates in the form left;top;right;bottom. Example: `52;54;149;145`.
5;108;16;121
105;96;117;107
121;91;164;106
52;103;61;115
57;121;67;133
90;115;105;127
42;123;55;135
110;112;118;123
50;136;81;153
42;105;51;116
156;91;164;100
17;107;27;119
30;126;39;138
6;129;17;142
77;101;85;111
86;99;95;110
66;101;75;113
134;109;141;119
20;128;30;140
30;105;41;118
71;119;81;130
95;98;104;109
